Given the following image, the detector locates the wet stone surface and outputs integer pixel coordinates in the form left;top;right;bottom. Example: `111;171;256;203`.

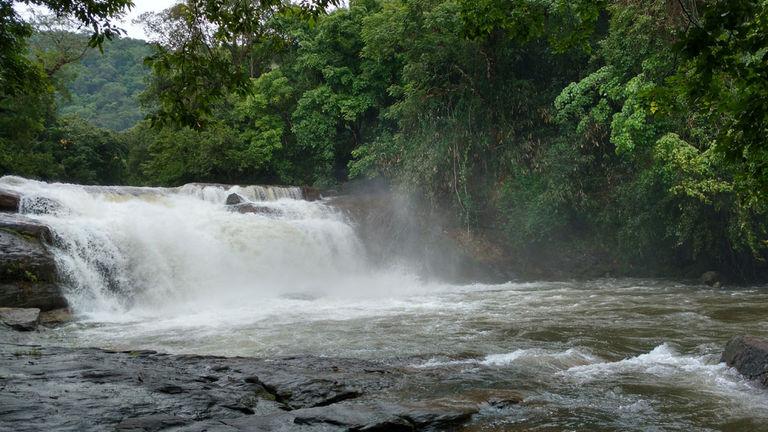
0;332;502;432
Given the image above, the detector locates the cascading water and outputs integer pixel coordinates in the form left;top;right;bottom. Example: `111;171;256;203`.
0;175;415;320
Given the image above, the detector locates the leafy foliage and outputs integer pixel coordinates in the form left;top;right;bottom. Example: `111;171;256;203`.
3;0;768;279
58;36;152;131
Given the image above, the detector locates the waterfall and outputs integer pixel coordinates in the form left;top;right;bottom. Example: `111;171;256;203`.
0;176;389;318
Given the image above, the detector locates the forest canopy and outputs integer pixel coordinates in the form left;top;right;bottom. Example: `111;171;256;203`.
2;0;768;281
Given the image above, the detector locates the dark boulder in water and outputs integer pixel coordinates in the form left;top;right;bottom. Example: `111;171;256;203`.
225;192;246;205
224;193;282;216
701;271;722;288
722;335;768;386
0;188;20;212
230;203;282;216
0;307;40;331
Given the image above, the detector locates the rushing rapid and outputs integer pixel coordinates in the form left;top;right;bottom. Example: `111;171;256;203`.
2;176;767;431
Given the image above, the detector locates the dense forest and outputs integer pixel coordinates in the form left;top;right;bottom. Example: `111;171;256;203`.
2;0;768;281
56;36;151;131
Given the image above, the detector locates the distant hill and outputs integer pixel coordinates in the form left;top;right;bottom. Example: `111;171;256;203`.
58;37;152;131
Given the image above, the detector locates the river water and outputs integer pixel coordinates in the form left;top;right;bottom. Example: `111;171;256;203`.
2;176;767;431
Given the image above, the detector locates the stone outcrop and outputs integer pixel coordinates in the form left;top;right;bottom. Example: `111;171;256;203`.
225;193;283;216
0;307;40;331
0;339;520;431
230;203;282;216
722;335;768;386
0;213;66;311
0;188;20;212
225;193;246;205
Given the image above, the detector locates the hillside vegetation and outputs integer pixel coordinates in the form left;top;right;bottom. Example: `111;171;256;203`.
2;0;767;281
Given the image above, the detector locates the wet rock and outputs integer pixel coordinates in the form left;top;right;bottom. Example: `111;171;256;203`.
223;193;281;216
0;307;40;331
701;271;722;288
399;400;478;430
116;415;190;431
290;400;478;431
0;283;65;312
230;203;282;216
39;308;73;326
0;188;20;212
301;187;321;202
0;213;52;241
225;193;246;205
0;344;485;431
248;375;361;409
0;215;65;311
462;388;524;409
0;216;57;281
291;403;413;430
156;384;185;394
722;335;768;386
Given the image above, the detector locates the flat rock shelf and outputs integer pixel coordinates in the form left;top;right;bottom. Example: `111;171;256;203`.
0;336;518;432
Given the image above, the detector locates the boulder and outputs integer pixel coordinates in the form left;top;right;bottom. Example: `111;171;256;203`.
0;188;20;212
230;203;282;216
0;307;40;331
225;193;246;205
0;212;53;241
721;335;768;386
701;271;722;288
0;230;57;282
0;213;66;311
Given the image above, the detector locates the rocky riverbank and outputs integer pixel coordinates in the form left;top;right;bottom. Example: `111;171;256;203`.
0;326;522;432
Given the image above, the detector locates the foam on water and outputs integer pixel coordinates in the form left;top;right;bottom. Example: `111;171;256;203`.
415;347;601;370
563;343;768;415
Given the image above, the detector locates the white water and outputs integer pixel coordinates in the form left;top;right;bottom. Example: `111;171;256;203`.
3;175;768;430
0;175;427;321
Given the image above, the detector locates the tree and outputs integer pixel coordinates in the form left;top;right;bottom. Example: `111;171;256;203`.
138;0;340;128
680;0;768;199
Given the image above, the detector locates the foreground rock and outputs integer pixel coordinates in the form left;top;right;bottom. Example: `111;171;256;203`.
0;339;513;431
722;335;768;386
0;307;39;331
0;213;66;311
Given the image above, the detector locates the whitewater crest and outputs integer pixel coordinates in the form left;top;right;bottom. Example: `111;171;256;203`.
0;176;385;318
